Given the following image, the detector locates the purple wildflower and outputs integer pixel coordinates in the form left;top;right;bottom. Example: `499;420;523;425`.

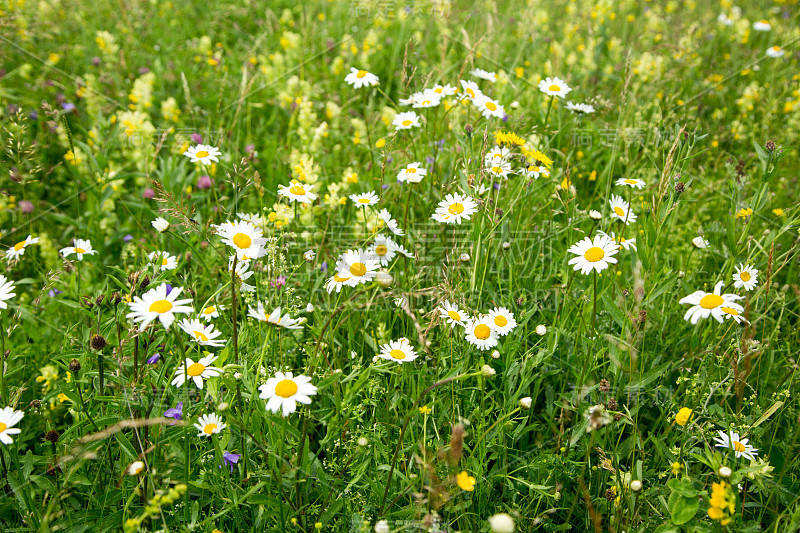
221;451;241;472
163;402;183;424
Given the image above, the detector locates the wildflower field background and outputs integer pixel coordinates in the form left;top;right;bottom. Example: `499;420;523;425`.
1;0;800;531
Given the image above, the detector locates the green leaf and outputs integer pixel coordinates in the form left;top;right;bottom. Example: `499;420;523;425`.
668;478;699;498
668;491;699;525
602;293;627;330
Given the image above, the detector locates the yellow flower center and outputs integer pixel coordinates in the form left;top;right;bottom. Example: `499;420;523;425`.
494;315;508;327
772;46;781;52
739;271;751;281
721;307;739;316
204;306;216;315
356;70;367;78
0;422;6;433
492;166;501;174
14;241;26;251
193;330;209;342
203;423;217;435
466;88;475;98
232;232;252;249
485;101;497;111
447;310;461;321
421;100;430;106
624;179;637;184
448;203;465;215
289;184;306;196
75;247;86;254
474;324;491;340
350;262;367;277
733;441;746;452
161;257;169;266
613;206;625;216
549;84;560;92
390;349;406;360
149;299;173;313
401;119;412;127
187;362;206;376
700;294;723;309
584;247;605;262
334;273;349;282
195;150;209;158
358;198;371;203
375;245;388;256
406;167;416;173
275;379;298;398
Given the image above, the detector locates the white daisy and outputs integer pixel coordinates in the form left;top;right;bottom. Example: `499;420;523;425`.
609;194;637;224
714;430;758;460
172;355;223;389
247;302;303;329
733;264;758;291
194;413;226;437
350;191;380;207
325;271;352;294
148;251;178;271
126;283;193;329
523;164;550;179
0;275;16;310
459;80;483;101
214;220;265;261
432;193;478;225
487;307;517;336
335;249;380;287
567;234;620;275
538;76;572;98
752;19;771;31
410;89;443;108
378;209;404;236
259;371;317;416
200;304;223;321
465;317;499;351
678;281;744;324
431;84;458;97
229;256;256;293
5;235;39;260
378;339;418;364
397;162;427;183
183;144;221;165
0;406;24;445
484;146;511;164
278;179;318;204
178;318;225;347
722;305;749;325
692;236;710;249
473;94;505;119
151;217;170;233
237;211;267;227
344;67;379;89
615;178;646;189
766;45;784;58
438;301;471;328
392;111;421;131
486;161;513;179
565;102;595;114
470;68;497;83
59;238;97;261
127;461;145;476
597;230;637;251
369;235;398;266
